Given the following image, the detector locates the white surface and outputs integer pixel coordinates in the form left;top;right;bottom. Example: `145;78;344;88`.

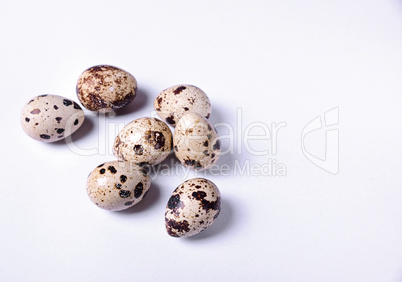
1;0;402;281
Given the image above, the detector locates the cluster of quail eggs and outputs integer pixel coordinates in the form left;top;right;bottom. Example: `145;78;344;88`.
21;65;222;238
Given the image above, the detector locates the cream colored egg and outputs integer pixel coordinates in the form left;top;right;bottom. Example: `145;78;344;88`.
20;95;85;142
76;65;137;112
154;84;211;126
113;117;173;166
165;178;221;238
87;160;151;211
173;113;220;171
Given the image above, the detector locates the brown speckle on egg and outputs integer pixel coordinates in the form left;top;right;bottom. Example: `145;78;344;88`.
119;190;131;198
134;182;144;198
108;166;117;174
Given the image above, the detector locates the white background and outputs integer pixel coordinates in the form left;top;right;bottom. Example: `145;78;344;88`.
1;0;402;281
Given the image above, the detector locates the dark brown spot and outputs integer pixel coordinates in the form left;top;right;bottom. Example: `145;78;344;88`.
108;166;117;174
55;117;62;123
165;218;190;237
125;201;133;206
56;128;64;134
200;196;221;213
207;124;212;131
203;141;208;147
40;134;50;139
100;168;106;174
111;90;136;110
192;191;207;200
211;153;216;158
157;97;163;108
173;86;186;94
134;182;143;198
174;145;178;152
207;134;212;139
74;119;79;126
120;175;127;183
119;190;131;198
115;183;122;189
165;115;175;125
63;99;73;106
30;109;41;115
97;163;105;168
73;102;81;110
133;145;144;155
184;159;202;169
183;107;189;111
205;113;210;119
203;150;209;156
53;105;59;110
145;131;165;149
167;194;185;210
25;118;30;122
213;140;221;150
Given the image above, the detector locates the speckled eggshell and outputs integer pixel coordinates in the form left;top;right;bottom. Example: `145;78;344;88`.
20;95;85;142
113;117;173;166
173;113;220;171
154;84;211;126
87;160;151;211
165;178;221;238
76;65;137;112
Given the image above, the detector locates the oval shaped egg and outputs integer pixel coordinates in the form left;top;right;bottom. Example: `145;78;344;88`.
20;94;85;142
173;113;220;171
113;117;173;166
154;84;211;126
76;65;137;112
87;160;151;211
165;178;221;238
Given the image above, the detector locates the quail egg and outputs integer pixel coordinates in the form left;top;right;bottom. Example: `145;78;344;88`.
154;84;211;126
76;65;137;112
21;94;85;142
165;178;221;238
173;113;220;171
87;160;150;211
113;117;173;166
